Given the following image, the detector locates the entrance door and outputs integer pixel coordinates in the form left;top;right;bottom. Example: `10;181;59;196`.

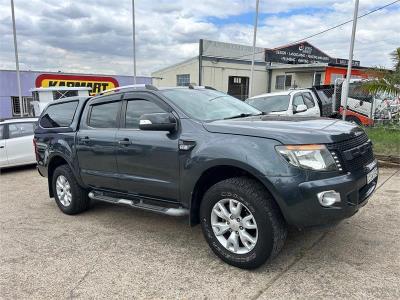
228;76;249;100
76;94;122;190
115;92;180;201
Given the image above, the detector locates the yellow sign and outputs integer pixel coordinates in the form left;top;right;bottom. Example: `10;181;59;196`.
35;74;119;95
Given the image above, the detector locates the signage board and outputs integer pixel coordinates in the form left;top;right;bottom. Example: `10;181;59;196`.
334;58;361;67
35;74;119;95
265;42;331;64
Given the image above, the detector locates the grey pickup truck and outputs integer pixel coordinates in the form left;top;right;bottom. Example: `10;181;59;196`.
34;84;378;269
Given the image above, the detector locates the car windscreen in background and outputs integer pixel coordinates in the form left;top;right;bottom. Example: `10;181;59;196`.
40;101;79;128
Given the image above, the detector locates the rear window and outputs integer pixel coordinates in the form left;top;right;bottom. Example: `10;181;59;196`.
40;101;78;128
8;122;35;138
88;101;120;128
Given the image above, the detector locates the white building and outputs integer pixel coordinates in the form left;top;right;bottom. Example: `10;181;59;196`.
152;39;367;100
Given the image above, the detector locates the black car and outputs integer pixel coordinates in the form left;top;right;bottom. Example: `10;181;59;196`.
34;85;378;269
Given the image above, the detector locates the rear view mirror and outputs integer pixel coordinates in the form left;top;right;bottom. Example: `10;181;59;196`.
139;113;177;132
294;104;308;113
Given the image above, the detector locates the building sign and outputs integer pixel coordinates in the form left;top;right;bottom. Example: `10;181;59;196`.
265;42;331;64
35;74;119;95
333;58;361;67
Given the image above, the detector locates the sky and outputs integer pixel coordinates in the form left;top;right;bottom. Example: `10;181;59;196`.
0;0;399;76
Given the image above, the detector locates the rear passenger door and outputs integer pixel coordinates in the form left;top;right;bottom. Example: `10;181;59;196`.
76;94;122;190
115;92;180;201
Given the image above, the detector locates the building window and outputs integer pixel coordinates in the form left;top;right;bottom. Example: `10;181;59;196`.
52;90;79;100
177;74;190;86
11;96;33;117
275;75;292;90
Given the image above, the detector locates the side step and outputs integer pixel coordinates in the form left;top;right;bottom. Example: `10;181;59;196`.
88;191;189;217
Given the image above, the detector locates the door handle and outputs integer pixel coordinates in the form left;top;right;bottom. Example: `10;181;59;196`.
118;138;131;145
0;146;4;149
80;136;91;144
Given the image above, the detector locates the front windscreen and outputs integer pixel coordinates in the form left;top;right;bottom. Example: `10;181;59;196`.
246;95;290;113
160;89;261;121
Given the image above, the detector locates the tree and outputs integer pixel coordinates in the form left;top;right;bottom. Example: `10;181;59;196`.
362;48;400;96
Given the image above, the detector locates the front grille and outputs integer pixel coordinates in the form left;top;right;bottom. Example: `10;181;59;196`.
327;133;375;172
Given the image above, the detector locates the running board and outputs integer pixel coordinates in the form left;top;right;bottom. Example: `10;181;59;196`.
88;191;189;217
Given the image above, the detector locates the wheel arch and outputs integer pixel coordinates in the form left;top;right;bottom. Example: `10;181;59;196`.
47;154;76;198
189;164;284;226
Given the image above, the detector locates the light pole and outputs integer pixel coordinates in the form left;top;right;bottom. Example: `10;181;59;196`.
132;0;137;85
249;0;260;98
342;0;359;120
11;0;23;117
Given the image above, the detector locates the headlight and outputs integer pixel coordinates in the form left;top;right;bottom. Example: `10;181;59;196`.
276;144;338;171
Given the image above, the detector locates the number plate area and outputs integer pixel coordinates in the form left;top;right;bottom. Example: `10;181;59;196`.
367;167;378;184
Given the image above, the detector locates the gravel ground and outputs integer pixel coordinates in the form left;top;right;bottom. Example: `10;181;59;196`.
0;166;399;299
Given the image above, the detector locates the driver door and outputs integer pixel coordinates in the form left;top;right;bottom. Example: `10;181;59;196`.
291;93;308;116
115;92;180;201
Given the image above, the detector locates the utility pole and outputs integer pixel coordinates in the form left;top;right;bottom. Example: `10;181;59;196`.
342;0;359;121
11;0;23;117
249;0;260;98
132;0;137;85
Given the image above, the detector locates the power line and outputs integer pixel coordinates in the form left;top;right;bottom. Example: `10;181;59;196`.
225;0;400;60
288;0;399;46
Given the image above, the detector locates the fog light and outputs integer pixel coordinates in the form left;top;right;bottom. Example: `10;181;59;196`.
317;190;341;207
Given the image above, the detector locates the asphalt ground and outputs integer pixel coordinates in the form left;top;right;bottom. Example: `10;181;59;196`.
1;166;399;299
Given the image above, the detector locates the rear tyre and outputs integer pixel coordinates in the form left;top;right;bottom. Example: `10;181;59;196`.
52;164;90;215
200;177;287;269
345;116;362;126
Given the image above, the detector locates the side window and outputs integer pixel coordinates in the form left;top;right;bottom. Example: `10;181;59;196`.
348;83;372;102
88;101;120;128
125;100;166;129
40;101;78;128
8;122;35;139
302;92;315;108
292;94;305;108
0;125;4;139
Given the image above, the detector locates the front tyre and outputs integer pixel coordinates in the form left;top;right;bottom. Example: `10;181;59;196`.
200;177;287;269
52;164;90;215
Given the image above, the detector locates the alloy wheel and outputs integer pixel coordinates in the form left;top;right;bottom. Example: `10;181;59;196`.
56;175;72;207
210;198;258;254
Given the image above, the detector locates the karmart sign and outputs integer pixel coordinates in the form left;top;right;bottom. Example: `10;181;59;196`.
35;74;119;95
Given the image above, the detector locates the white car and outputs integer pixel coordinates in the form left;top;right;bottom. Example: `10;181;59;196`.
246;89;321;117
0;118;38;169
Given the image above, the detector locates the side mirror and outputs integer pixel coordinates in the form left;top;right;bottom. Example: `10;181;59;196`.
294;104;308;113
139;112;177;132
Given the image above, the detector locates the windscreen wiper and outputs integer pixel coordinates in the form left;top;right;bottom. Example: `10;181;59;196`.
224;113;261;120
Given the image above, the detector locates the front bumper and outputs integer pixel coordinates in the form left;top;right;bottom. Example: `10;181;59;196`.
269;160;378;227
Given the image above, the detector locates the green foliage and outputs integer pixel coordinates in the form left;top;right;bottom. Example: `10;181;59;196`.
365;125;400;156
362;48;400;96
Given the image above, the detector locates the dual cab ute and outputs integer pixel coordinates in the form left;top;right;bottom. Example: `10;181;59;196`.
34;84;378;269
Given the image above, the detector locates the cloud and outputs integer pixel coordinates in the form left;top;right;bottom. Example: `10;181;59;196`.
0;0;398;76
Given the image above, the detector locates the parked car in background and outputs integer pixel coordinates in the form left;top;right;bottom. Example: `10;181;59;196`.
0;118;37;169
245;89;321;117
